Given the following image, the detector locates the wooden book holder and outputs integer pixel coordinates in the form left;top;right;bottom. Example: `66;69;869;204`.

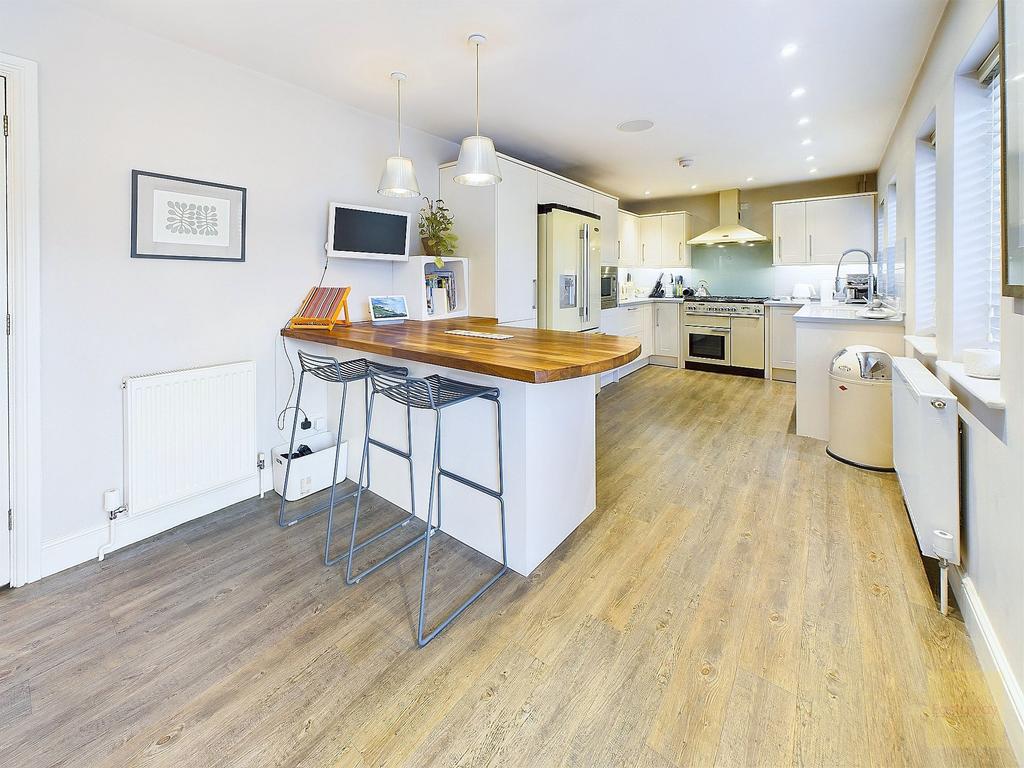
288;285;352;330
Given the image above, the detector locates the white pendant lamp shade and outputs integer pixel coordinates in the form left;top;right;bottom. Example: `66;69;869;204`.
378;155;420;198
378;72;420;198
454;135;501;186
455;34;501;186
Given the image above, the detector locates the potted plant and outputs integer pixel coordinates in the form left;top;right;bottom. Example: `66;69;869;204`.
418;197;458;267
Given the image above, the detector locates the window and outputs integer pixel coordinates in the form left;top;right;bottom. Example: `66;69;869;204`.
877;181;898;299
953;48;1002;353
915;135;937;335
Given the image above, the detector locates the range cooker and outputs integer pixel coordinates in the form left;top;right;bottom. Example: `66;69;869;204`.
682;297;767;374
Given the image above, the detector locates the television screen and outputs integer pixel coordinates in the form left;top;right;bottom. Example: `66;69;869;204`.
329;204;409;260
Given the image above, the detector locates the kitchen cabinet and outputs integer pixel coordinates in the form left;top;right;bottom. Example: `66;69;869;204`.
538;172;594;212
595;194;620;266
653;303;679;361
639;216;662;266
772;193;875;265
617;210;639;266
659;212;692;267
440;157;539;325
731;315;766;371
769;305;799;381
640;304;654;358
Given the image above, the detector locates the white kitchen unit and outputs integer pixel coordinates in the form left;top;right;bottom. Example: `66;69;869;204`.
598;300;655;386
617;210;639;266
767;302;801;382
659;212;693;268
595;194;620;266
440;153;617;327
772;193;876;265
731;315;765;370
794;303;905;440
652;302;680;365
638;215;662;266
538;172;594;212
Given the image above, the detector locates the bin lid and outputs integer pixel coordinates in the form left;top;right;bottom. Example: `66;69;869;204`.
829;345;892;382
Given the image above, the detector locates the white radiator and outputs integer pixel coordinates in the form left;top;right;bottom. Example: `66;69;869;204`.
891;357;960;565
123;361;257;518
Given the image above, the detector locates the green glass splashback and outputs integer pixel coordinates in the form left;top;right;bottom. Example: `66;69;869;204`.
688;243;774;296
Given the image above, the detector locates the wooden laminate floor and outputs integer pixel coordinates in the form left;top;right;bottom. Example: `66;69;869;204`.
1;367;1015;767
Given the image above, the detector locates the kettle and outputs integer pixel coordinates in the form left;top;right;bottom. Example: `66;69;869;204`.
695;280;711;298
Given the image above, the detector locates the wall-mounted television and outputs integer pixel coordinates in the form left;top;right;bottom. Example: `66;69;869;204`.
326;202;410;261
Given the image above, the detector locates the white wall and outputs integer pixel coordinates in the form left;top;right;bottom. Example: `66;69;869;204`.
877;1;1024;757
0;1;458;563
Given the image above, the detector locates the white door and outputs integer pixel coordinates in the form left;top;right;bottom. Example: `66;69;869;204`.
594;194;619;266
495;159;539;324
0;75;10;586
537;172;594;212
618;211;638;266
653;303;679;357
805;194;875;264
772;201;807;264
660;213;687;267
638;216;662;266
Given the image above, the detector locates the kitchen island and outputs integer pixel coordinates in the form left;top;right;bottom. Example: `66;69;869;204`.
281;317;640;575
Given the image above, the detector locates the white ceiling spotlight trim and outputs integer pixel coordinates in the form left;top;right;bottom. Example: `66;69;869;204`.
454;33;502;186
377;71;421;198
617;119;655;132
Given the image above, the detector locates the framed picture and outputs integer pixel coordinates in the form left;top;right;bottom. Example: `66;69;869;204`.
131;170;246;262
368;295;409;323
1002;0;1024;296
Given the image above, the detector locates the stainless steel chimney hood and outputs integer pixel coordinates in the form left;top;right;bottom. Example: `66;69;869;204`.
687;189;767;245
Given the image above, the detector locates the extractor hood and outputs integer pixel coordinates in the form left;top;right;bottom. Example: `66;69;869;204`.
687;189;767;245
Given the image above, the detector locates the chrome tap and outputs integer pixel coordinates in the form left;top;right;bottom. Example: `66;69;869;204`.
834;248;875;305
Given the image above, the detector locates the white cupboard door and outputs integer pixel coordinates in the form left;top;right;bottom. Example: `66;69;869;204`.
538;172;594;213
600;306;625;335
640;304;654;357
595;194;620;266
618;211;639;266
653;304;679;357
660;213;689;267
770;306;798;370
805;195;875;264
731;316;765;371
773;201;807;264
495;160;539;324
639;216;662;266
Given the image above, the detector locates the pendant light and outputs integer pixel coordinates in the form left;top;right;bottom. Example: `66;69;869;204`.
378;71;421;198
454;34;502;186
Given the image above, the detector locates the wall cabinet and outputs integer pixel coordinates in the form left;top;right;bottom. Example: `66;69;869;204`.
595;194;620;266
659;212;692;268
772;193;875;265
639;216;662;266
538;172;594;212
653;303;679;359
617;211;639;266
769;305;799;381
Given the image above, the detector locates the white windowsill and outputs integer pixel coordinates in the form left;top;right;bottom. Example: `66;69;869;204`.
904;334;938;359
936;360;1005;410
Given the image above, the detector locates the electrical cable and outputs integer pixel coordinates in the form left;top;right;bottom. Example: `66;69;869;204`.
276;257;329;431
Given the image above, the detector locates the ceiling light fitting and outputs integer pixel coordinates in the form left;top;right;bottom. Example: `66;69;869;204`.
454;34;501;186
377;72;421;198
617;119;654;132
781;43;798;58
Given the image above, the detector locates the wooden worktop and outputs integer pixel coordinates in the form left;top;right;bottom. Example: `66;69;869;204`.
281;317;640;384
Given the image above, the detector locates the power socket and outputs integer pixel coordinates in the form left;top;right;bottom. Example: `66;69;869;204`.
300;417;312;430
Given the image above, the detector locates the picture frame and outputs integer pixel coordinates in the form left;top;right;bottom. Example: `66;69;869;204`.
131;170;246;262
1001;0;1024;296
368;295;410;323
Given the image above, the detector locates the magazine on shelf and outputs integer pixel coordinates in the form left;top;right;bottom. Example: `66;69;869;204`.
425;270;458;316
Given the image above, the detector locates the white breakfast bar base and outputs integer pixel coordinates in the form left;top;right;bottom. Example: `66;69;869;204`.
285;342;597;577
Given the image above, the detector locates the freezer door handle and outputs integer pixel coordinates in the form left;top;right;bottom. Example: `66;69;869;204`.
532;278;537;310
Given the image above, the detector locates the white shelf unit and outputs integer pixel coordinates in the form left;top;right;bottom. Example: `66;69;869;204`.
394;255;470;321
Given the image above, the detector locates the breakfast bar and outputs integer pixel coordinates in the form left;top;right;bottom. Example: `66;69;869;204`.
281;317;640;575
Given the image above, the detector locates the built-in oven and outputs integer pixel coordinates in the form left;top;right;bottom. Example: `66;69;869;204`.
683;311;731;366
600;266;618;309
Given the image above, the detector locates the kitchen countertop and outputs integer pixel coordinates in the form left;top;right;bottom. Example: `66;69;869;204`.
617;297;689;306
281;316;640;384
765;298;813;307
793;303;905;324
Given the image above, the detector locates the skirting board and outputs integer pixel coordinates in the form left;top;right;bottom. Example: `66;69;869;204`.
949;566;1024;764
41;474;260;578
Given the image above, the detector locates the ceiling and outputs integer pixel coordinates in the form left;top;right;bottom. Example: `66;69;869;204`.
66;0;947;202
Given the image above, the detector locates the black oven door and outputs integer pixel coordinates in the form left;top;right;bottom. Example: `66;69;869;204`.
686;327;730;365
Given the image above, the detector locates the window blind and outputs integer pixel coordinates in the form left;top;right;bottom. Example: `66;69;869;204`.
987;69;1002;346
914;141;937;335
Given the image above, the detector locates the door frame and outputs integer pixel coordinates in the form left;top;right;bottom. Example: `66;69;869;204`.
0;52;42;587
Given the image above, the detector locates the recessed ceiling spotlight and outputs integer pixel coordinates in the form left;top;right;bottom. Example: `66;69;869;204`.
617;119;654;132
797;116;811;126
690;184;698;190
805;155;815;161
746;176;755;182
677;156;695;168
791;87;806;99
781;43;798;58
801;138;813;146
809;167;818;174
644;189;651;196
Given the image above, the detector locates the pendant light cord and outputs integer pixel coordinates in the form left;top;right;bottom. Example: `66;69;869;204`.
397;77;403;155
475;41;481;136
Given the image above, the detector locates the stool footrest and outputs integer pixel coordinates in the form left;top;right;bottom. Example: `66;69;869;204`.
438;467;502;500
